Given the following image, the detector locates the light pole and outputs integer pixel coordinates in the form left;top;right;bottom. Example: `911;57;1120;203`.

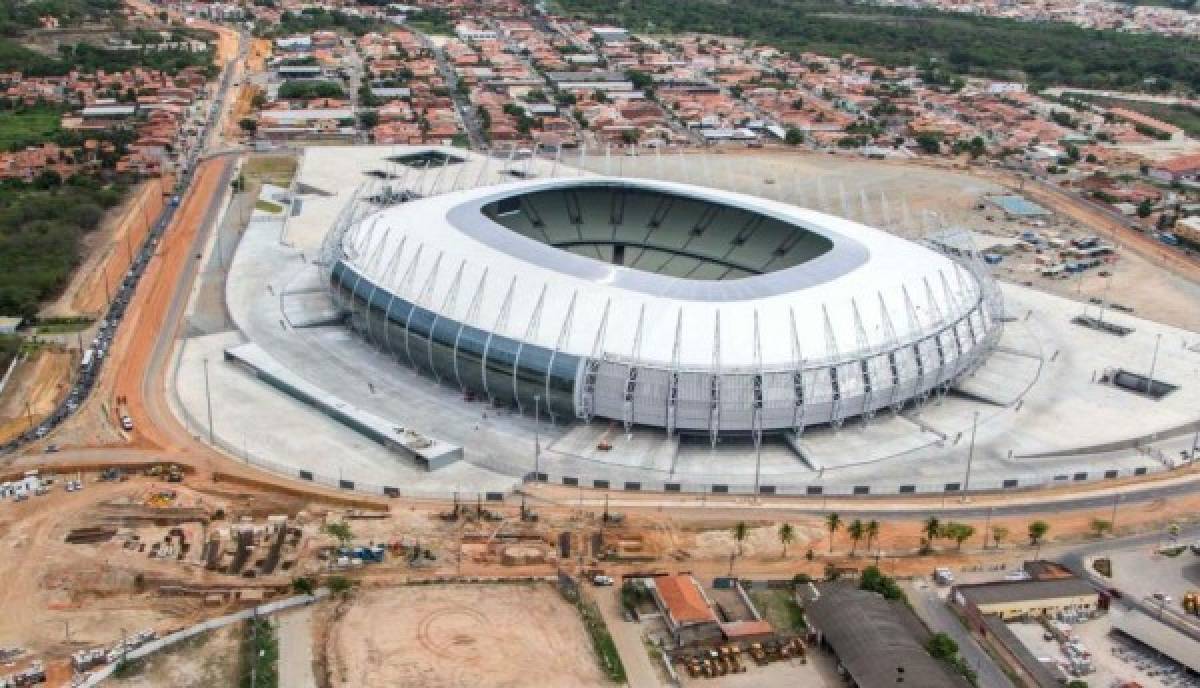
983;506;993;549
203;358;214;444
533;394;541;482
962;410;979;501
1146;333;1162;395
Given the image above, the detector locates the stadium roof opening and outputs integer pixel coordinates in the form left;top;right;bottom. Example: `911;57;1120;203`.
481;182;835;280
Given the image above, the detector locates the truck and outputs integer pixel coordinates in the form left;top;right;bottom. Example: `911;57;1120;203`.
80;348;95;371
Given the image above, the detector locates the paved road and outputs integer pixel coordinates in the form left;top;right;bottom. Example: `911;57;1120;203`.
586;585;663;688
905;581;1016;688
276;606;318;688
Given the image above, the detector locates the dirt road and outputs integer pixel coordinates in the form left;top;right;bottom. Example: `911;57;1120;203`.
0;350;72;443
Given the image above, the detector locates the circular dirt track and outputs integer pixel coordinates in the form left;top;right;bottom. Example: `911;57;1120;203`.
328;584;610;688
416;606;490;659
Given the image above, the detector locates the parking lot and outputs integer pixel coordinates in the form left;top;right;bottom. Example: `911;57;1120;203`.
1101;545;1200;624
1008;617;1200;688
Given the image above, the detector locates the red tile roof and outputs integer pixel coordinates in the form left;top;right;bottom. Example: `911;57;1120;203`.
655;575;716;625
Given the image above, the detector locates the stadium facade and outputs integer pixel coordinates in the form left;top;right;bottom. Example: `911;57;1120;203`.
324;177;1003;443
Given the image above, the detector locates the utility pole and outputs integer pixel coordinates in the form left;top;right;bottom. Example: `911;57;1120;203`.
249;608;258;688
961;410;979;500
1110;493;1120;533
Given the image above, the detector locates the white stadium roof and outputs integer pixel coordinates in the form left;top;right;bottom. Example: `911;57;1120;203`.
338;177;985;371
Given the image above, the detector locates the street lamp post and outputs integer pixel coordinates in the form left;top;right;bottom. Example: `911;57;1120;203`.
203;358;214;444
962;410;979;501
1146;333;1162;395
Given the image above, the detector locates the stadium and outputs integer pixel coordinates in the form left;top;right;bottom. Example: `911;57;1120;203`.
323;176;1005;441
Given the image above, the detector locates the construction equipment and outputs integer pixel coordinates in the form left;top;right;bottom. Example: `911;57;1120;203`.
1184;591;1199;616
519;495;538;522
597;422;615;450
439;493;461;522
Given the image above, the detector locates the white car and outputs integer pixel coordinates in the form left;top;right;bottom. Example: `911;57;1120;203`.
592;575;615;587
120;416;134;431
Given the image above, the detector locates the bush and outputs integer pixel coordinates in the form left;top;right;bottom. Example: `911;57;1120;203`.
277;80;345;100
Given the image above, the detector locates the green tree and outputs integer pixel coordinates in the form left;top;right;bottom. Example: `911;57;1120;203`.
1089;518;1112;538
916;132;941;154
847;519;865;556
991;525;1009;548
1028;520;1050;545
779;522;795;558
238;117;257;133
785;126;804;145
944;522;976;551
865;520;880;553
825;512;842;553
291;577;315;595
324;521;354;547
967;135;986;159
328;575;354;596
927;632;959;660
1137;198;1154;218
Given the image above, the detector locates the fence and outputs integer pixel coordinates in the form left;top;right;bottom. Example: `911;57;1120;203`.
77;591;326;687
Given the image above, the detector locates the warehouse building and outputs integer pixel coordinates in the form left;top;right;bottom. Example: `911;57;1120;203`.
953;578;1100;621
806;585;967;688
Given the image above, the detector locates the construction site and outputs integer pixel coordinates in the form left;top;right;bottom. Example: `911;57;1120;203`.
0;22;1198;678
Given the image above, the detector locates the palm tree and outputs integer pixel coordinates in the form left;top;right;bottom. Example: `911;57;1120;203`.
825;513;842;554
733;521;749;557
779;523;795;558
865;520;880;554
923;516;941;542
991;525;1009;549
847;519;866;556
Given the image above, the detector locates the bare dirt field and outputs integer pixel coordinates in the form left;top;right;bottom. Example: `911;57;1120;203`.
107;623;241;688
43;178;169;319
325;584;610;688
0;349;72;443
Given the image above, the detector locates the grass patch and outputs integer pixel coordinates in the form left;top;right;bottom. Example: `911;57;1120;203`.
749;589;807;632
35;319;93;334
254;199;284;214
239;618;278;688
0;107;63;150
1063;93;1200;139
560;582;626;684
576;598;626;683
243;155;298;185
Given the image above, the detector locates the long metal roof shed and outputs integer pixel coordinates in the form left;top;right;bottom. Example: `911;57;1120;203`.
807;585;967;688
1111;609;1200;674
